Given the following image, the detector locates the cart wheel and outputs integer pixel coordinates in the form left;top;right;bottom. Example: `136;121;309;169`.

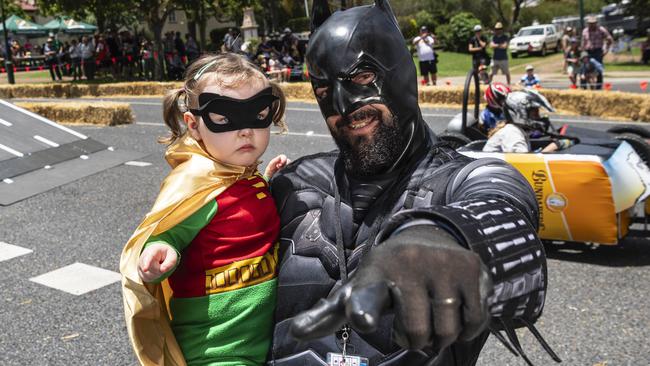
615;133;650;165
608;125;650;139
439;132;472;149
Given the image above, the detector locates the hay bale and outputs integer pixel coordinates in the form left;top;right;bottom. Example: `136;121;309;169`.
15;101;134;126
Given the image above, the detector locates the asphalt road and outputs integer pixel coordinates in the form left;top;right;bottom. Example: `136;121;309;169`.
1;99;649;365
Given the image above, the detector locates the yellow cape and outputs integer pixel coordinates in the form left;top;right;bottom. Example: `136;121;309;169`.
119;133;258;366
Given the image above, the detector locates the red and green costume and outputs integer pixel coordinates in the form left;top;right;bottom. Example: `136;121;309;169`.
146;174;279;365
120;134;279;366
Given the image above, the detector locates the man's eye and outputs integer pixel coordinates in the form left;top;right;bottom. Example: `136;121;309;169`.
257;107;270;120
208;113;229;125
315;86;329;100
351;71;376;85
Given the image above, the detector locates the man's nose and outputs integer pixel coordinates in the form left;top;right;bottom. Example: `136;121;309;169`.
333;80;354;117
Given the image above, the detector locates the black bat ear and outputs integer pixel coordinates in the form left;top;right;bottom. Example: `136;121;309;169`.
375;0;399;29
310;0;332;33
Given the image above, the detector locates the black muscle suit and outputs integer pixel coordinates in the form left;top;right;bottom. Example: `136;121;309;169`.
268;1;558;365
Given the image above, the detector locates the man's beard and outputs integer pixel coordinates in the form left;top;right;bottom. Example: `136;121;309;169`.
331;106;408;177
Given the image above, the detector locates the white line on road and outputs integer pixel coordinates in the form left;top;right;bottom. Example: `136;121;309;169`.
0;118;12;126
125;161;152;167
0;242;32;262
0;99;88;139
0;143;24;157
33;135;60;147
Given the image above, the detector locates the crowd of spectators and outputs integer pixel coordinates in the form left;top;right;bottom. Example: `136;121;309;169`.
0;26;309;83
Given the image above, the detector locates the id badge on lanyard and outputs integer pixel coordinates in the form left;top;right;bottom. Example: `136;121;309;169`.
326;325;370;366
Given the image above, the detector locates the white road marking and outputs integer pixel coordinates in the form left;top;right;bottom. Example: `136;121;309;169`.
80;155;89;160
0;99;88;139
33;135;60;147
29;262;122;296
136;121;165;126
285;131;330;138
3;178;14;184
0;242;33;262
0;118;12;126
125;161;152;167
0;143;24;157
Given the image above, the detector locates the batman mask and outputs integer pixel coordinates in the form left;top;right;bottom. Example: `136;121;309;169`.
190;87;278;133
306;0;427;176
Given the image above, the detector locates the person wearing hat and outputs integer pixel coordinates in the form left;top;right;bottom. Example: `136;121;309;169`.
281;27;301;62
468;24;489;78
413;25;437;85
565;37;581;87
520;64;541;88
581;16;613;64
578;50;604;90
489;22;511;85
561;26;575;74
43;37;62;81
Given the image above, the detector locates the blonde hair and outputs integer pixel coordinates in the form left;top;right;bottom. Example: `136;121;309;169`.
488;121;508;138
160;53;287;144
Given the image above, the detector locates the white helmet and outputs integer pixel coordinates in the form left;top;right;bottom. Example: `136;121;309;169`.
503;89;554;131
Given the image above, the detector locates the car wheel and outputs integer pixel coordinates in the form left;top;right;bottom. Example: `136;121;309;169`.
541;44;547;57
615;133;650;166
439;131;472;149
511;52;518;58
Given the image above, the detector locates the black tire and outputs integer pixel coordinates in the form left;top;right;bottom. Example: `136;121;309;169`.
439;131;472;149
615;133;650;166
511;52;518;58
608;125;650;139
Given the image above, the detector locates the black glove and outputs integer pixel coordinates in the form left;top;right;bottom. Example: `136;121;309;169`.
290;225;492;352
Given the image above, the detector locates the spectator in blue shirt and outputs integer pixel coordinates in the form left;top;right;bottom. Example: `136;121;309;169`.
520;65;541;88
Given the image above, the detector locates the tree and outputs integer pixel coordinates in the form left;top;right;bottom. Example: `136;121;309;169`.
37;0;134;32
486;0;527;33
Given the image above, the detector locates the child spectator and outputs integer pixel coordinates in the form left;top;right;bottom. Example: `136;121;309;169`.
520;65;541;88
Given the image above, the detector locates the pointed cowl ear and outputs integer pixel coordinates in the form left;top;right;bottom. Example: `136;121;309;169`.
375;0;399;29
310;0;332;33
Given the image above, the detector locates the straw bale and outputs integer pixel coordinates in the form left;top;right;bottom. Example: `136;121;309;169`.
15;101;134;126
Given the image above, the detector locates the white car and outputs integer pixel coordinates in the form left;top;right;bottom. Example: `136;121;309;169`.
508;24;560;57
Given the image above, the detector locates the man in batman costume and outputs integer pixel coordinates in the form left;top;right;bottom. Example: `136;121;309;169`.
268;1;560;365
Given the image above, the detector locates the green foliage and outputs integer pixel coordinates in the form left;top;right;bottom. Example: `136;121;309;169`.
438;12;481;53
286;17;310;32
398;10;434;39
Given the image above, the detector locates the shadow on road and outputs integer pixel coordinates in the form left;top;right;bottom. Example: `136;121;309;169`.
544;240;650;267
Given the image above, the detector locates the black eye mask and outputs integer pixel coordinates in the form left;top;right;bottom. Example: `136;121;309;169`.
190;87;279;133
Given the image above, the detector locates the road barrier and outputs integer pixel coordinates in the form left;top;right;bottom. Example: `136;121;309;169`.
14;101;134;126
1;82;649;122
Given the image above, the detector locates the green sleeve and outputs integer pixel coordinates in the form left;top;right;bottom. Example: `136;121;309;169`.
142;200;218;282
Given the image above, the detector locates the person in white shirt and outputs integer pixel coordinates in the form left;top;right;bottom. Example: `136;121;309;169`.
68;39;82;81
79;36;95;80
413;26;437;85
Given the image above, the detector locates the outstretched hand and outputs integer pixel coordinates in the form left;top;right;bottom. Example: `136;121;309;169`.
264;154;290;179
137;243;178;283
290;226;492;352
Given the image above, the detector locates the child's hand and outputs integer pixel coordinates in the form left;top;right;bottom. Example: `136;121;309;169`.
138;243;178;283
264;154;290;179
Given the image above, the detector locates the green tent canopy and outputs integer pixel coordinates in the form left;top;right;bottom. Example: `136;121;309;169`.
43;17;97;34
0;15;47;36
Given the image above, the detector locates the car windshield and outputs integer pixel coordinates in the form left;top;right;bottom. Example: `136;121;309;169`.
518;28;544;36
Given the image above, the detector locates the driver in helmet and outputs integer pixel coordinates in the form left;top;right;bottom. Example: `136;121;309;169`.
479;82;510;131
483;89;574;153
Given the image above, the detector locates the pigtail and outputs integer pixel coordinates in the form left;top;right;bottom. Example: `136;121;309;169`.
270;81;288;134
159;88;187;144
